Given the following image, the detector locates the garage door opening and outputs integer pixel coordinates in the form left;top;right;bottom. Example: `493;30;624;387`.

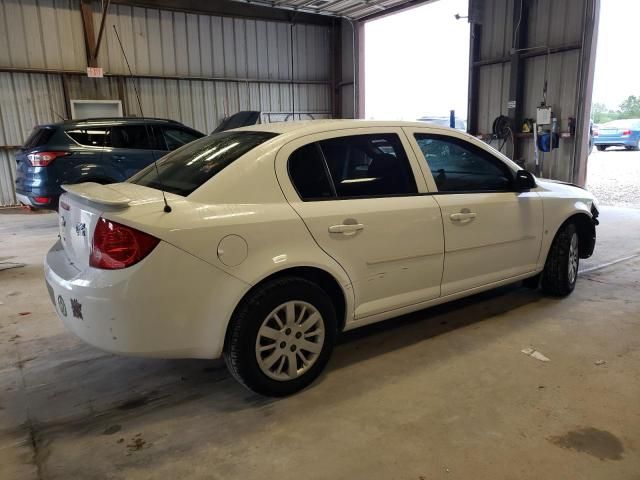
364;0;469;126
587;0;640;209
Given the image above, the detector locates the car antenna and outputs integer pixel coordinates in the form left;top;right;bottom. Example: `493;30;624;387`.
112;25;171;213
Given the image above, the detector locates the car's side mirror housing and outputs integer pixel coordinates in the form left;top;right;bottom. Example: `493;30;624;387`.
514;170;537;191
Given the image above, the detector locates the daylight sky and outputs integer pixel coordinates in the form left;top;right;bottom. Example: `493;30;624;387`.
365;0;470;120
592;0;640;109
365;0;637;120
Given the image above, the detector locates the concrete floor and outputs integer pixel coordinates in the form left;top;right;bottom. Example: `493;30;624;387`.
1;206;639;480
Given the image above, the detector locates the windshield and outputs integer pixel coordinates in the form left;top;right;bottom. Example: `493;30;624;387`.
129;130;278;196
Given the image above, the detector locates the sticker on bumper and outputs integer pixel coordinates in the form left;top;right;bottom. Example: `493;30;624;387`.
57;295;67;317
71;298;83;320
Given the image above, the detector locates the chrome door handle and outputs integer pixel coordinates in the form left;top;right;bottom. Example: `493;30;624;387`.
328;223;364;235
449;212;477;223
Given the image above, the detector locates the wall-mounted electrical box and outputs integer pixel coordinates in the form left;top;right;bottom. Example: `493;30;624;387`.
536;106;552;125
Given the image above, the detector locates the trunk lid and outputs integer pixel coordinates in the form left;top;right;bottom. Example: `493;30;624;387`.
57;182;176;268
598;127;624;139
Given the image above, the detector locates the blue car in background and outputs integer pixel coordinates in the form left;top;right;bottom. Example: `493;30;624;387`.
593;119;640;151
15;118;203;209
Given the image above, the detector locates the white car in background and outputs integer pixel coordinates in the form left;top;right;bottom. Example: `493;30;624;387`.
44;120;598;396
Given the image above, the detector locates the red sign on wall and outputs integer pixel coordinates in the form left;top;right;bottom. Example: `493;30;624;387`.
87;67;104;78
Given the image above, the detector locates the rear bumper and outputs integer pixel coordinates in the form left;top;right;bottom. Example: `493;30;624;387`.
593;138;636;147
15;192;58;209
44;239;250;359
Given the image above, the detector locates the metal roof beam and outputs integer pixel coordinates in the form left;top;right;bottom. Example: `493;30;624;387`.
110;0;334;25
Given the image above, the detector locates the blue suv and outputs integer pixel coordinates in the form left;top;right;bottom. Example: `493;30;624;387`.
15;118;203;209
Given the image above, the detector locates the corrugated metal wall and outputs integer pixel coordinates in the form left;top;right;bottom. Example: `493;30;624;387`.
0;0;334;206
0;72;67;205
475;0;590;181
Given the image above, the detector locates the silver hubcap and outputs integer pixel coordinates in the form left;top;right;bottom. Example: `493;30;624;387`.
568;232;579;284
255;301;325;381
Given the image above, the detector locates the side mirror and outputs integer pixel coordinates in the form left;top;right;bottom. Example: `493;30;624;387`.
514;170;537;191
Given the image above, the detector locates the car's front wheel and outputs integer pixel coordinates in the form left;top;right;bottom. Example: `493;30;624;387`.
541;223;579;296
224;277;337;396
596;145;607;151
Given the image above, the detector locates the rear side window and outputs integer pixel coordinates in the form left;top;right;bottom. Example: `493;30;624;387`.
66;127;110;147
414;134;513;192
110;125;155;149
23;127;55;150
288;134;417;200
129;131;278;196
162;127;202;151
319;134;417;197
288;143;334;200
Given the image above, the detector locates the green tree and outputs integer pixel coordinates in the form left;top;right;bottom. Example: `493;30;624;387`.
618;95;640;119
591;102;615;123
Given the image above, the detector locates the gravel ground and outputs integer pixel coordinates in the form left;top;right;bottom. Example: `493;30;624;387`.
586;148;640;209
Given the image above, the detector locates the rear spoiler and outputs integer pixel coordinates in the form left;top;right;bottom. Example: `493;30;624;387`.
61;183;131;207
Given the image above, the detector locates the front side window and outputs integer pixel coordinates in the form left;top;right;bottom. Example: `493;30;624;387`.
414;134;513;192
129;130;278;196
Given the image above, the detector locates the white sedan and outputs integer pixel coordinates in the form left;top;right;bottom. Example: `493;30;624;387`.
44;120;598;396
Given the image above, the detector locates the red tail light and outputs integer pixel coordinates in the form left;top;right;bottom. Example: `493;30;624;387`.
27;151;70;167
90;218;160;269
33;196;51;204
593;129;599;137
622;129;632;136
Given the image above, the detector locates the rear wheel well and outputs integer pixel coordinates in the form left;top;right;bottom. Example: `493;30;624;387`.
561;213;595;259
234;267;347;333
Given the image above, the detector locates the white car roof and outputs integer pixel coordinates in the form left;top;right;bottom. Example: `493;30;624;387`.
232;119;454;135
231;119;521;174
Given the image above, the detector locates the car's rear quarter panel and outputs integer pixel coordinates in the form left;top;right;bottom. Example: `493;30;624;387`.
105;145;355;346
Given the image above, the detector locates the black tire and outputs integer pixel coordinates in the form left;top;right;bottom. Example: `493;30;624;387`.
224;277;337;396
596;145;607;151
541;223;579;296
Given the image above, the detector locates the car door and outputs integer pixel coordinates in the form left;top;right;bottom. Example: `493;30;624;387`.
405;128;543;296
275;128;444;320
107;125;165;179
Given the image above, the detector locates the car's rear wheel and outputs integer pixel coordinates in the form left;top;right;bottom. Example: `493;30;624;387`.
224;277;337;396
596;145;607;151
541;223;579;296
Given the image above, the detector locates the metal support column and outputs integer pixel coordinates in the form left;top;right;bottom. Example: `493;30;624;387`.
331;19;342;118
507;0;529;161
467;18;482;134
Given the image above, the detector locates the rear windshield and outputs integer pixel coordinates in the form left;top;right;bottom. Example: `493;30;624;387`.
602;120;638;128
128;131;278;196
23;127;55;150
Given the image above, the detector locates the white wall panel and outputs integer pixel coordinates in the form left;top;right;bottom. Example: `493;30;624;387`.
94;2;331;82
0;150;17;206
0;0;85;71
